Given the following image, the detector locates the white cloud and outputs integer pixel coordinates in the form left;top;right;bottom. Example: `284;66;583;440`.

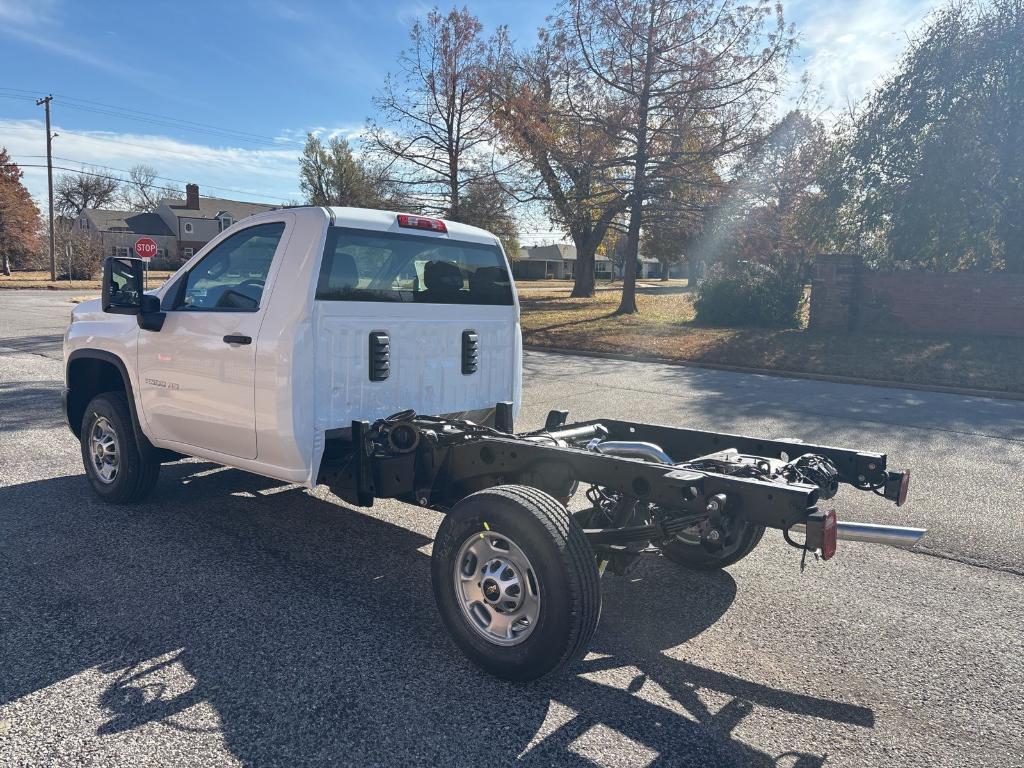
790;0;941;112
277;124;365;144
0;0;56;25
395;2;431;28
0;0;162;87
1;119;306;207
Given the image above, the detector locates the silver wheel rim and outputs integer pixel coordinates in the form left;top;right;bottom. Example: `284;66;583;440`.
453;530;541;646
89;416;120;484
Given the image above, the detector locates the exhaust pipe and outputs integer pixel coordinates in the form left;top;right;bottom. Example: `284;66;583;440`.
588;439;674;465
794;520;926;548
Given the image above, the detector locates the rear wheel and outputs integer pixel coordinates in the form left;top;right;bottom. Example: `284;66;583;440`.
80;392;160;503
661;520;765;571
431;485;601;681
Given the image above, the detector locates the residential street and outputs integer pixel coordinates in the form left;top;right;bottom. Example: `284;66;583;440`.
1;290;1022;767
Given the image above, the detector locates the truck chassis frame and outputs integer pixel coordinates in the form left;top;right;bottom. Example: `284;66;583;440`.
319;402;911;562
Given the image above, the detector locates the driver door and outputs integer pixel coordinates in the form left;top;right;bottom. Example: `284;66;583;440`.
138;219;289;459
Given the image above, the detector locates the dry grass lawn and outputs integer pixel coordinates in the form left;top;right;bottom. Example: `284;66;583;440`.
520;284;1024;394
0;270;173;291
2;271;1016;393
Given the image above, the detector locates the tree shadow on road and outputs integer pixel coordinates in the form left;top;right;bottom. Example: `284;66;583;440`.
0;333;64;359
0;379;66;432
0;463;872;766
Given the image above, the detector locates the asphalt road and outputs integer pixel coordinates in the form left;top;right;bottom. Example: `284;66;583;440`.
1;290;1022;767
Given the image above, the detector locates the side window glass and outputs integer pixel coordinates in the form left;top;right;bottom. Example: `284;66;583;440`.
178;222;285;311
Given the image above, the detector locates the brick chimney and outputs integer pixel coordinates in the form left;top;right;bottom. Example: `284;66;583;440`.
185;183;200;210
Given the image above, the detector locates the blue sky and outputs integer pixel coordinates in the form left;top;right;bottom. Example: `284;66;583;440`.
1;0;939;241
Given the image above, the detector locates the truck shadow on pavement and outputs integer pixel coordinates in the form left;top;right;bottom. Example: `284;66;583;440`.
0;462;873;767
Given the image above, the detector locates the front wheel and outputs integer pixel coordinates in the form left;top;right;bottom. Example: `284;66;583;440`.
80;392;160;503
431;485;601;681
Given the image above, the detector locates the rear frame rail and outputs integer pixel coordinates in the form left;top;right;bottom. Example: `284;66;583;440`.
318;405;912;558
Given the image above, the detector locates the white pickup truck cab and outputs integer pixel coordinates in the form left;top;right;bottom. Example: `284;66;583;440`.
65;207;521;494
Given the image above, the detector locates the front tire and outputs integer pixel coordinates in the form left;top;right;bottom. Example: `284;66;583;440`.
431;485;601;681
80;392;160;503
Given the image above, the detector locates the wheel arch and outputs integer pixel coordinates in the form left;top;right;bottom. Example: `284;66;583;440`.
65;350;154;455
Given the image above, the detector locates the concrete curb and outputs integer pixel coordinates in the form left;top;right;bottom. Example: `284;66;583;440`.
523;344;1024;402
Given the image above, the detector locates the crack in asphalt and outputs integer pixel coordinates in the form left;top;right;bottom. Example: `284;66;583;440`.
913;545;1024;578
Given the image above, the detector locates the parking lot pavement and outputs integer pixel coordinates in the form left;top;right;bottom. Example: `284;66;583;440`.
1;291;1023;767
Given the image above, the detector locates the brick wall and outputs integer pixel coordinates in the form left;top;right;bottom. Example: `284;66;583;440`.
810;254;1024;338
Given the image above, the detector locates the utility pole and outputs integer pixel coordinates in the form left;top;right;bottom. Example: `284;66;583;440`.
36;95;56;281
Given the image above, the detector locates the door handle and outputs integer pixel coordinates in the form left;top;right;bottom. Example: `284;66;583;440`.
223;334;252;345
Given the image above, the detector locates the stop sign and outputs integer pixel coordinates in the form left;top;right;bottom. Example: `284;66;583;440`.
134;237;158;260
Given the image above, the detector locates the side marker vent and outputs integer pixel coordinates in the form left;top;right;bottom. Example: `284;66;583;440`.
369;331;390;381
462;330;479;375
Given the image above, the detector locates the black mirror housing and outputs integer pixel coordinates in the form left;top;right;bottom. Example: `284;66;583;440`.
102;257;145;314
137;294;166;332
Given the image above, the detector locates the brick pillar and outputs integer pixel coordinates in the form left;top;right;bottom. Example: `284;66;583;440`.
809;253;863;332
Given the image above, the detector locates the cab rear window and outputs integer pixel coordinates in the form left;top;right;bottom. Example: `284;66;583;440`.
315;227;513;306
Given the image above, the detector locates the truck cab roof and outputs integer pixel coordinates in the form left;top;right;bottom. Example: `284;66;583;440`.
275;206;502;247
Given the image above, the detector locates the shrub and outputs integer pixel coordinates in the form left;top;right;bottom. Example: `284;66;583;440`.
693;261;806;328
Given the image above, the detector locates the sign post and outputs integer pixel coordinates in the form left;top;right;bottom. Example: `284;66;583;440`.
134;237;157;290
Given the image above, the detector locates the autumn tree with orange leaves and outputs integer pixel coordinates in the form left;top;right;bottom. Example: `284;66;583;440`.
0;148;41;276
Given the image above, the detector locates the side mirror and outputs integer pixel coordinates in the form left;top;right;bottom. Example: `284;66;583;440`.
101;257;166;331
102;257;144;314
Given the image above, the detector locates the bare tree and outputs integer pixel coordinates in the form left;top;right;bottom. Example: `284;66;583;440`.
54;168;119;218
491;27;626;297
50;224;103;279
567;0;793;313
366;7;505;219
120;165;182;212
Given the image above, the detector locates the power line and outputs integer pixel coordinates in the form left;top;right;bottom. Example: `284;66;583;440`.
14;154;298;201
4;161;296;204
0;87;307;149
0;93;38;103
1;100;303;162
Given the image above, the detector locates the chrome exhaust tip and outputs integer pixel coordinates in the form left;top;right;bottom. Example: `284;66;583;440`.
794;520;927;548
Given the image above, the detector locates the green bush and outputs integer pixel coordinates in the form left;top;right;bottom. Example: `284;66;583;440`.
693;262;806;328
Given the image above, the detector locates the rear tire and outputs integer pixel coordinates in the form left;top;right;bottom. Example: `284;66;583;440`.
661;521;765;571
431;485;601;681
80;392;160;503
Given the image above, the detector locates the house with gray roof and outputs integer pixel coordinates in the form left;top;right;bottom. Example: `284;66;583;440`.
76;209;178;262
153;184;276;261
75;183;276;266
